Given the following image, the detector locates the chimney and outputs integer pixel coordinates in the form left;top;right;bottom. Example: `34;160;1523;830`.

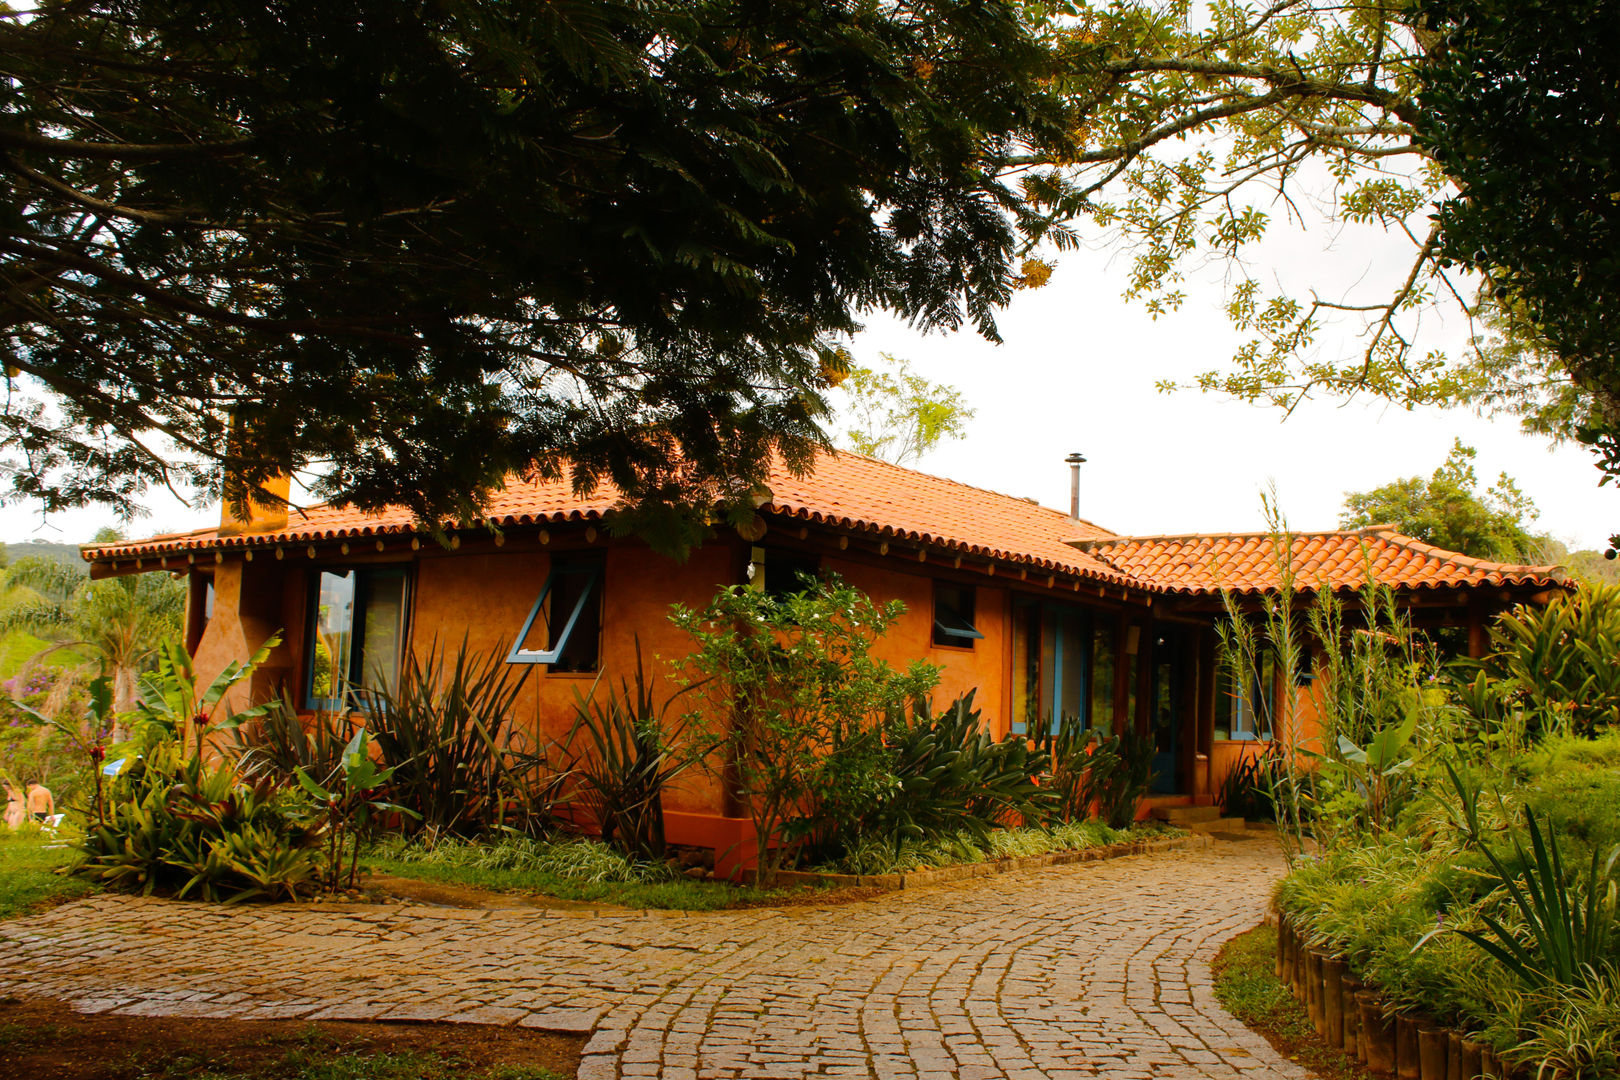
219;474;292;536
1065;452;1086;519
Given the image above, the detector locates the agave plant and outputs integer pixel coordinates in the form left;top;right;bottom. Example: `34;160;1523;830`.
560;639;705;861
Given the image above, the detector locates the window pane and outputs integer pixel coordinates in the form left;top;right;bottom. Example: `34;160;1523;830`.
1010;597;1039;735
1039;607;1057;736
764;550;820;600
1257;649;1276;739
1091;622;1115;734
932;583;979;646
1058;609;1084;724
310;570;356;704
549;567;600;673
357;571;406;695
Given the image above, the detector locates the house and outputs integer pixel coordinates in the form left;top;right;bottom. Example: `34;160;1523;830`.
81;450;1566;856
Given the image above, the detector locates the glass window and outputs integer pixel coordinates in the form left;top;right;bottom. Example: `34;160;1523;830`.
1090;621;1116;734
931;583;982;647
306;567;409;710
507;558;603;672
1216;648;1276;740
1011;596;1040;735
755;548;821;601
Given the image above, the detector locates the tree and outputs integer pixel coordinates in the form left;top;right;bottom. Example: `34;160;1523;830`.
1339;440;1538;561
838;356;975;466
1411;0;1620;542
1;0;1075;552
1;531;183;713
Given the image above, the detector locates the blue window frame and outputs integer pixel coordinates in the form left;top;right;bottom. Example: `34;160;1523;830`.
507;559;602;672
1010;596;1093;736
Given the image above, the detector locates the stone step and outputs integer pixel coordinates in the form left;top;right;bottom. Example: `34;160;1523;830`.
1184;817;1248;834
1150;804;1222;824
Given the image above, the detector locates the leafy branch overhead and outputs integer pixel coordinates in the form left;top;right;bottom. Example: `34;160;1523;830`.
0;0;1076;548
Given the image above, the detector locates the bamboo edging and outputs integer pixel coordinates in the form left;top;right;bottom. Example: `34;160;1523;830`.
1273;913;1517;1080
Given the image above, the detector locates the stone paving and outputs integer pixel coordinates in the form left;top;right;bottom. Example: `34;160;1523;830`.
0;835;1311;1080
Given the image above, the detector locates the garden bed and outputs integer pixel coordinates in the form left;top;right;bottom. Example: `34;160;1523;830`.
773;830;1209;890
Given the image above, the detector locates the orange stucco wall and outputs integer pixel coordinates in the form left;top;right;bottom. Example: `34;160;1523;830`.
189;528;1146;835
826;556;1013;735
408;540;737;816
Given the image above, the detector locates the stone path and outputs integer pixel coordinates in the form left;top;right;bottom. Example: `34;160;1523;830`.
0;835;1310;1080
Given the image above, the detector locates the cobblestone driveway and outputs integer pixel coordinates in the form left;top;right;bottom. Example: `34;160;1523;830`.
0;836;1308;1080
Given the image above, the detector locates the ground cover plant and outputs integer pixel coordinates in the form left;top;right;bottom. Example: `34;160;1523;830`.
1212;925;1368;1080
368;834;815;911
1229;547;1620;1078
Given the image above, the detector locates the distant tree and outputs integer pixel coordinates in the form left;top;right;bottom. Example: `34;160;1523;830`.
1340;441;1539;561
1;531;182;713
1;0;1074;552
838;356;975;467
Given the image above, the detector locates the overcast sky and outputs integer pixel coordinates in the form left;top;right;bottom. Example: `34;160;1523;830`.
9;192;1616;554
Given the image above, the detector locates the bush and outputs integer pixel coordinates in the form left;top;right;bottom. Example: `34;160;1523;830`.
673;574;939;883
77;737;321;901
560;641;705;861
872;690;1051;849
71;636;326;902
1482;584;1620;739
367;639;555;838
1079;726;1156;829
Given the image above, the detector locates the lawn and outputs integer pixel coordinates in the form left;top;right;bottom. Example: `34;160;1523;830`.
364;848;824;911
0;829;96;919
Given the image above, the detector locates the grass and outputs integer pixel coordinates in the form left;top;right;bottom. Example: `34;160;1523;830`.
0;630;87;680
1212;923;1370;1080
367;836;816;910
0;828;94;919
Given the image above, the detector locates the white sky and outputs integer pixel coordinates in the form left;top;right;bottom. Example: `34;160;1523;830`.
6;198;1616;554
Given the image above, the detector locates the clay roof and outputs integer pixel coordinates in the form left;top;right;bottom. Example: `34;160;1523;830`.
81;455;1565;596
1075;528;1565;595
79;451;1139;586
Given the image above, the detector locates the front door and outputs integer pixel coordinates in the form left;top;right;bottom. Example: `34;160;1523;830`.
1149;628;1186;793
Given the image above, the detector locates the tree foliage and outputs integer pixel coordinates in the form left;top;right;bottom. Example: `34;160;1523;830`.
1412;0;1620;543
1;0;1074;550
838;355;975;466
1339;440;1538;561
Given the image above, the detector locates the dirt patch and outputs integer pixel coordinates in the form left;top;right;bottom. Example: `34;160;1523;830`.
0;994;583;1080
365;874;608;911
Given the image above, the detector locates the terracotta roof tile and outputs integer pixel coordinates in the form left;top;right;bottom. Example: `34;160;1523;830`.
1075;528;1565;594
81;451;1140;587
81;457;1566;596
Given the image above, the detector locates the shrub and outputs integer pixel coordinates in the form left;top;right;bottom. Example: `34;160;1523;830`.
560;641;706;861
1483;584;1620;739
72;640;323;901
877;690;1051;848
77;737;321;901
1216;742;1278;821
367;639;555;838
673;574;939;884
230;697;352;788
1078;726;1156;829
